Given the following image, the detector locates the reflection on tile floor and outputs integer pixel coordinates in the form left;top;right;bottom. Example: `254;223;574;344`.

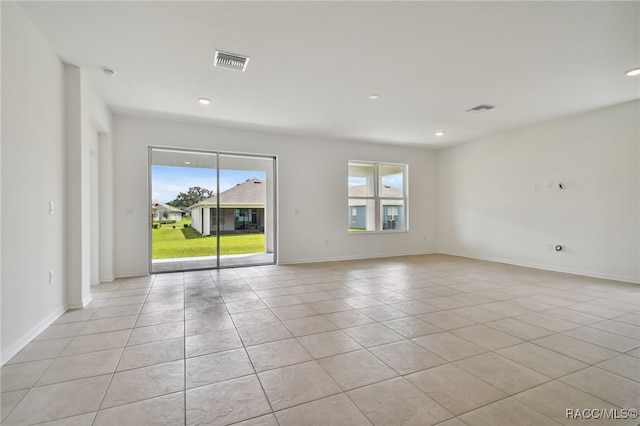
2;254;639;425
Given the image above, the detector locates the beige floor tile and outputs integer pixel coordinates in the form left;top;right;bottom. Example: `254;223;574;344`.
532;334;620;364
391;300;439;315
455;352;551;394
515;380;634;425
117;337;184;371
34;323;86;341
451;324;523;350
485;318;554;341
422;296;467;310
186;348;254;388
1;389;28;421
417;311;475;330
185;328;242;358
591;319;640;340
496;342;588;378
78;316;137;336
459;396;561;425
616;313;640;326
283;315;337;336
544;307;605;325
307;299;352;315
317;349;397;390
298;330;362;358
101;360;184;409
271;304;317;320
262;295;303;308
5;338;72;364
516;313;581;332
560;367;640;409
322;310;376;328
231;309;279;328
370;340;446;375
1;359;53;392
94;392;184;426
276;393;371;426
381;317;441;339
185;313;235;335
237;321;294;346
359;305;409;322
53;309;97;325
258;361;341;411
246;338;312;372
342;323;404;348
101;295;147;307
91;304;143;320
3;375;111;425
31;411;96;425
435;419;467;426
233;413;279;426
596;354;640;382
342;296;385;309
36;348;122;386
565;303;622;319
347;377;452;426
449;306;505;323
564;326;640;352
61;330;131;357
128;321;184;346
413;332;487;362
186;375;271;426
135;308;184;328
406;363;506;415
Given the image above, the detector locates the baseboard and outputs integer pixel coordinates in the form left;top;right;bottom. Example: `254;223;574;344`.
280;250;438;266
1;306;66;366
437;250;640;285
115;270;150;278
99;275;115;283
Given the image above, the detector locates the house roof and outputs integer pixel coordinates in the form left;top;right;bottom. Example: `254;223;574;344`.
152;200;183;213
191;179;265;209
348;185;403;198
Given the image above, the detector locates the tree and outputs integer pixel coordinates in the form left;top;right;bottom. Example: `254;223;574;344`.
168;186;213;208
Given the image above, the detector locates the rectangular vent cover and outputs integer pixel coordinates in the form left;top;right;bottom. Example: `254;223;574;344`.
466;104;496;113
214;51;250;72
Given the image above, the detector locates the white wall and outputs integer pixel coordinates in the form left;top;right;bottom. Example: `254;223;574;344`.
113;116;439;276
437;100;640;283
1;1;67;362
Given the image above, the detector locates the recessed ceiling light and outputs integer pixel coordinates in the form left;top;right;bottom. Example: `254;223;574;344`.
102;68;116;77
369;94;379;100
198;97;211;105
435;131;445;136
626;67;640;77
184;161;191;165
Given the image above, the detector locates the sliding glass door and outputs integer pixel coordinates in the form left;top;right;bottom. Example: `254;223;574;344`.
150;147;276;273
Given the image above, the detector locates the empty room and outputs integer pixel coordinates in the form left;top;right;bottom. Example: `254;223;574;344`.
1;1;639;425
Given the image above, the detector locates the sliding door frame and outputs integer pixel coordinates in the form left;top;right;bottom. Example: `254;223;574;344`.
148;145;278;273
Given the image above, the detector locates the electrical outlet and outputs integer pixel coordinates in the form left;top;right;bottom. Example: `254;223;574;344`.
49;271;54;285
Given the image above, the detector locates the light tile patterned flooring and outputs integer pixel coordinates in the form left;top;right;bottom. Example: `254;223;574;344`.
2;254;639;425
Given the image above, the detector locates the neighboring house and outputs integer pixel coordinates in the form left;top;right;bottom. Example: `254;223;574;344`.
348;185;404;230
190;178;265;235
152;200;183;222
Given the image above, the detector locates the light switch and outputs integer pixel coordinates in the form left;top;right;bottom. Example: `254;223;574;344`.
49;201;54;215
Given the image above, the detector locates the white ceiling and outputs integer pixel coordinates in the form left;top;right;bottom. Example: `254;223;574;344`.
18;1;640;148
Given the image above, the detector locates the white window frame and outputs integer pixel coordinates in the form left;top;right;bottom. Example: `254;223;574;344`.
348;161;408;233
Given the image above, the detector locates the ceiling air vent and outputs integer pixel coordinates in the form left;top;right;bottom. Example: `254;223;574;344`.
466;104;496;113
214;51;250;72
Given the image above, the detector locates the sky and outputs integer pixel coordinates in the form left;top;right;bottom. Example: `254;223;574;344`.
152;166;265;203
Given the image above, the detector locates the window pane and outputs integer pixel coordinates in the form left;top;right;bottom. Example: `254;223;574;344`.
380;200;404;230
379;164;404;198
349;199;375;231
349;162;374;197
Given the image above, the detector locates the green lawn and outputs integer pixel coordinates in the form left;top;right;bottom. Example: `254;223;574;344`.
152;223;265;259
